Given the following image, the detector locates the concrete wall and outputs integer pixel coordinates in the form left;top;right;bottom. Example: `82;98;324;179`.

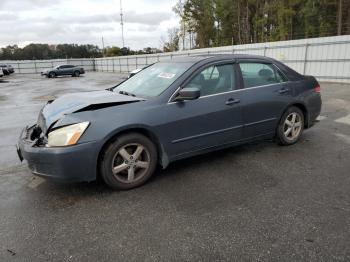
1;35;350;83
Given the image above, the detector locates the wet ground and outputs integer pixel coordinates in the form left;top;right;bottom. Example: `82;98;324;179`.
0;73;350;261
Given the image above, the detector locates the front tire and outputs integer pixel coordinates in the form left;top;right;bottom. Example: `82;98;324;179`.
49;72;56;78
100;133;158;190
276;106;304;146
73;71;80;77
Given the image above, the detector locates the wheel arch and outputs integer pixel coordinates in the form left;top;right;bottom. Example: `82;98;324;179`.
96;127;168;179
280;102;309;128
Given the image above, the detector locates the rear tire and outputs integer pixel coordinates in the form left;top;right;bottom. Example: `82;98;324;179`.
276;106;304;146
100;133;158;190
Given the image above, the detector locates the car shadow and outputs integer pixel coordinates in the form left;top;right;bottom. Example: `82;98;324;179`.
43;75;85;79
153;139;274;180
18;138;287;213
36;139;276;195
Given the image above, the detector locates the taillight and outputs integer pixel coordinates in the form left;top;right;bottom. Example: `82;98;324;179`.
314;84;321;93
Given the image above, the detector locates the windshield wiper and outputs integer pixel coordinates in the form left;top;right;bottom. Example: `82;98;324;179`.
119;90;136;97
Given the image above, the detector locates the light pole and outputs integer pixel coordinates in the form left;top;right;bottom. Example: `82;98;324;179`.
120;0;125;47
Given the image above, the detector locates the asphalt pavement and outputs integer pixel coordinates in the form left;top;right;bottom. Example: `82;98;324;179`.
0;73;349;261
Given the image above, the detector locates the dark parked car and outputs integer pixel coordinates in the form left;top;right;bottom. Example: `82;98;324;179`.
0;64;14;75
41;65;85;78
17;55;322;190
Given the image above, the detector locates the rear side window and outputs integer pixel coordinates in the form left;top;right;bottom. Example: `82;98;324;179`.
239;63;286;88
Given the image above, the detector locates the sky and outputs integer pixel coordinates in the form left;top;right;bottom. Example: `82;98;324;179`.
0;0;180;49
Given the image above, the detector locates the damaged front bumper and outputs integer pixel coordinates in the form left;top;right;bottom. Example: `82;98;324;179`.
17;125;98;182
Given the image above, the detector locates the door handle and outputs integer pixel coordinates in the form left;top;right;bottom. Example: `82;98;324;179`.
278;88;290;94
225;98;240;105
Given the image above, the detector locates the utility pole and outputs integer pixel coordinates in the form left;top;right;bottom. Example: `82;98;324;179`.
337;0;343;35
102;36;105;57
120;0;125;47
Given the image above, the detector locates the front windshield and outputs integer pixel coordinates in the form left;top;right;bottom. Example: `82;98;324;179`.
115;62;192;97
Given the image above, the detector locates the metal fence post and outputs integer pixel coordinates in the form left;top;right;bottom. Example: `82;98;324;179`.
112;59;115;72
17;62;20;73
264;46;267;56
145;55;148;65
126;57;129;72
303;44;309;75
34;60;37;73
119;58;122;73
136;56;138;68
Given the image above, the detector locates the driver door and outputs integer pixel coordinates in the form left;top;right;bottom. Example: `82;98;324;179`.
159;63;244;159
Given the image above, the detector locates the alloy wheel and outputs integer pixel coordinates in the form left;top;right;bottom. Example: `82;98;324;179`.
111;143;150;183
283;112;302;141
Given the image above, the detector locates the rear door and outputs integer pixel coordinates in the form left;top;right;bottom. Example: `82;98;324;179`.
59;65;72;75
66;65;75;75
237;61;292;139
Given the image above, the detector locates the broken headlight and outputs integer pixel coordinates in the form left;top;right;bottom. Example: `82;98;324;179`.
47;122;89;147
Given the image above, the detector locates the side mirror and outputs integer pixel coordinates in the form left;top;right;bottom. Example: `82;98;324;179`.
174;87;200;102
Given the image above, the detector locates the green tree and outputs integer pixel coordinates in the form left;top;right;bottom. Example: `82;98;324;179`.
174;0;344;48
183;0;216;48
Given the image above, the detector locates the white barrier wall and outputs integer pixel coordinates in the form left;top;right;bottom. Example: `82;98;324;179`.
1;35;349;83
94;35;350;83
0;58;95;74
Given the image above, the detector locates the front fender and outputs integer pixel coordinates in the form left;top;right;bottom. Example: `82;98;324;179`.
97;124;170;168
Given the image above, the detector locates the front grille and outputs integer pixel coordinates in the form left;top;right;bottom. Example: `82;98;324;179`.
24;125;46;146
24;127;31;140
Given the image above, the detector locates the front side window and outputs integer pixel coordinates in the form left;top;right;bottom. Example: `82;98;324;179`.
239;62;286;88
115;62;192;97
185;64;236;97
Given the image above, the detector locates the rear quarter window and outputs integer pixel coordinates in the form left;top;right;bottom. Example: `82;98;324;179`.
239;62;287;88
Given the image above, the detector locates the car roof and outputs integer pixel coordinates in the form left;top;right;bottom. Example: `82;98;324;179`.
161;53;302;81
164;54;276;64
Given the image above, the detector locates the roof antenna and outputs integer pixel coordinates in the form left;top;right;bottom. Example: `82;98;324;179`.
120;0;125;47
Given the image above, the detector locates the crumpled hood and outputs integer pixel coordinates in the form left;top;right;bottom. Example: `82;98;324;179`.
38;90;143;133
